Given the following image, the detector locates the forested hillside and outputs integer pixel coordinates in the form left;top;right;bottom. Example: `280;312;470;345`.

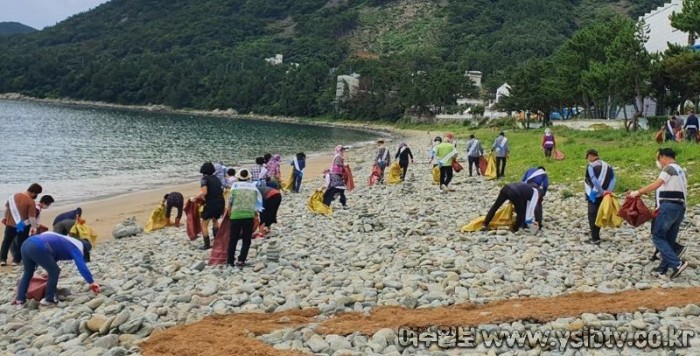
0;0;667;120
0;22;36;36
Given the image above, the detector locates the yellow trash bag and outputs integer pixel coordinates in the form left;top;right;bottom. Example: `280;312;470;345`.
484;153;497;180
307;189;333;216
432;165;440;185
281;170;294;192
387;162;402;184
595;193;623;228
69;220;98;246
461;203;515;232
145;202;168;232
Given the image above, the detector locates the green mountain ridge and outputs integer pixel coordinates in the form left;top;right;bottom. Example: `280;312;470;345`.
0;22;37;36
0;0;667;119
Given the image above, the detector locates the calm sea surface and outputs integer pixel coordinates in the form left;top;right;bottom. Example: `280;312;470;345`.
0;100;378;206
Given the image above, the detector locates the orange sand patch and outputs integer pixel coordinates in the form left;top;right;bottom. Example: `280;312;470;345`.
140;288;700;355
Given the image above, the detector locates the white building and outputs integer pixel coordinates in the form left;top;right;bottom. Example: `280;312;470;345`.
466;71;482;89
495;83;511;104
335;73;361;101
640;0;700;53
265;54;284;65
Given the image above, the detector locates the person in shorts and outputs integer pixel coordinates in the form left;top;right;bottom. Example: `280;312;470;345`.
190;162;225;250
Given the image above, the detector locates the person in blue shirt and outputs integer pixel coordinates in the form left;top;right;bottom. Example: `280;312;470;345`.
522;166;549;228
13;232;100;308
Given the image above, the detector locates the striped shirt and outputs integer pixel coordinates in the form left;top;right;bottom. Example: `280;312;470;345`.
657;163;687;206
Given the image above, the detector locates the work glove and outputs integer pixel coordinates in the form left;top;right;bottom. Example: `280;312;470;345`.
89;282;101;294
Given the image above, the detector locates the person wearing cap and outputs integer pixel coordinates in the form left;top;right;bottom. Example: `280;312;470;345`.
395;143;414;181
491;132;509;178
629;148;689;279
374;139;391;184
541;128;556;158
465;134;483;177
482;182;541;233
584;149;616;245
435;133;458;191
225;169;264;267
12;231;99;308
522;167;549;228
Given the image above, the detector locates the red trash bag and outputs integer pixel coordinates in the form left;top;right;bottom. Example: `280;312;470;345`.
368;163;382;187
184;199;203;241
17;276;48;301
655;130;663;144
343;166;355;192
208;218;230;265
553;149;565;161
452;160;463;173
617;196;653;227
209;217;260;265
479;156;487;175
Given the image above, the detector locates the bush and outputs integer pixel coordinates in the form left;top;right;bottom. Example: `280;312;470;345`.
487;117;518;129
646;116;667;130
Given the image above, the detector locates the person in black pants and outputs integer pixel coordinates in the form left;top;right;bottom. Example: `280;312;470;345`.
164;192;184;227
466;134;484;177
322;169;348;208
482;182;541;232
394;142;414;181
491;132;509;178
583;149;616;245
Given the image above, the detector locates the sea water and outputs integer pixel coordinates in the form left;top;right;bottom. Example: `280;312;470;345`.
0;100;378;206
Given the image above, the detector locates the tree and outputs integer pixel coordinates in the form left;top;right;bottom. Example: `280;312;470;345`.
670;0;700;46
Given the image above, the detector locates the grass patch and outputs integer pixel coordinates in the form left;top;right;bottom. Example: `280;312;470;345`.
396;122;700;206
297;116;700;205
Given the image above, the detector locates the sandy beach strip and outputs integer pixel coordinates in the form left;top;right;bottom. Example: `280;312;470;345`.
35;134;415;241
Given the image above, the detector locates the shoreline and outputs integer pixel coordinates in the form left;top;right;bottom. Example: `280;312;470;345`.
1;94;416;242
0;93;395;137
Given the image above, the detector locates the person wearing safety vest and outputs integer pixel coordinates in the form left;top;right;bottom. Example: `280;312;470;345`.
465;134;484;177
435;133;458;192
482;182;541;233
492;132;510;178
584;149;616;245
1;183;43;266
684;110;699;143
522;167;549;229
629;148;689;279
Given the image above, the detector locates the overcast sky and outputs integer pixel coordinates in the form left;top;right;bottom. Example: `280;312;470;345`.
0;0;111;30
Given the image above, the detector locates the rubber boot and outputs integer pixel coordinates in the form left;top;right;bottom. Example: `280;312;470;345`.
199;235;211;250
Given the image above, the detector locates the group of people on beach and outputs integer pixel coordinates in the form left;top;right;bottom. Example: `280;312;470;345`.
3;183;99;308
184;152;308;267
427;129;690;280
3;121;694;309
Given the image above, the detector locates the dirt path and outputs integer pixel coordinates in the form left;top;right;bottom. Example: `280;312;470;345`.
140;287;700;355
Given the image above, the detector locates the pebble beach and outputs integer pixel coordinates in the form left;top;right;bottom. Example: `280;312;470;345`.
2;132;700;356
